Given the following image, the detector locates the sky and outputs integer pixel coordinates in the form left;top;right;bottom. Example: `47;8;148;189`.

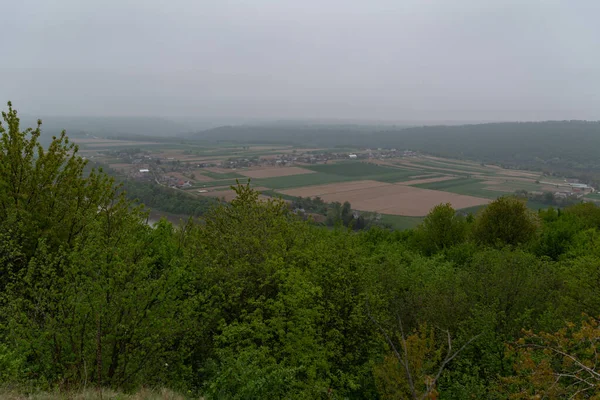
2;0;599;122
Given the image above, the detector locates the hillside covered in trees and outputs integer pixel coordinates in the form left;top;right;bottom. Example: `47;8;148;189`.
4;103;600;398
196;121;600;177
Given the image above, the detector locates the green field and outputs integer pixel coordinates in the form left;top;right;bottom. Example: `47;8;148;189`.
457;200;550;215
410;160;494;175
306;161;409;176
255;172;357;189
259;190;299;201
585;192;600;201
188;179;241;189
488;180;546;192
255;162;422;189
201;170;245;179
392;163;472;178
378;214;424;230
305;162;420;183
413;178;506;199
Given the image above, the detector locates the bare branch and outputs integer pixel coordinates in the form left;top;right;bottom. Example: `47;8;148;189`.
420;331;479;400
524;344;600;381
396;312;418;400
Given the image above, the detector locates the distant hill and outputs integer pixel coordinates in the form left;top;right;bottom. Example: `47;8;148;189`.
190;124;406;147
193;120;600;173
21;115;191;142
381;121;600;170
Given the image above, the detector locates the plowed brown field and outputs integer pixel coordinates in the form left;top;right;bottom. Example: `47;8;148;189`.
238;167;315;179
280;180;489;216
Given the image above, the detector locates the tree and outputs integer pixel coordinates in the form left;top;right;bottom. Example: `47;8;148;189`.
0;101;115;259
564;202;600;230
326;201;342;226
414;203;467;255
341;201;353;226
369;313;477;400
504;316;600;399
0;104;190;391
473;196;540;247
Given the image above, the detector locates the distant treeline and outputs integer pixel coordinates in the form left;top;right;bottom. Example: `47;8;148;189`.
195;121;600;177
120;179;217;217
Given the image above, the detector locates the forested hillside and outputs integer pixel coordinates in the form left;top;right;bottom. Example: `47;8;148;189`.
4;103;600;399
196;121;600;175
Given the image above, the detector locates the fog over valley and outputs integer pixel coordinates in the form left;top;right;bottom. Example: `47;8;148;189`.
3;0;599;122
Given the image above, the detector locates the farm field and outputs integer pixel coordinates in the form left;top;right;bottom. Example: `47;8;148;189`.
201;170;245;179
397;176;460;186
585;192;600;200
409;159;494;175
238;166;315;179
378;214;424;230
411;178;496;198
280;181;490;216
255;172;359;189
281;180;389;197
86;136;580;225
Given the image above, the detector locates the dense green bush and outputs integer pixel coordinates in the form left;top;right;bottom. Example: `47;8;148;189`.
4;103;600;398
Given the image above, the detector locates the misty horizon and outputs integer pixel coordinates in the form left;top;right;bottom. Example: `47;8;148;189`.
3;0;600;121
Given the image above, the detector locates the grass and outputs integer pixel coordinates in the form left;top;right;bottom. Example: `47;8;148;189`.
259;190;299;201
378;214;424;230
412;178;500;199
584;192;600;200
392;163;472;178
457;200;550;215
255;172;357;189
305;161;413;178
200;171;245;179
255;162;420;189
488;180;546;192
188;179;241;189
411;160;494;175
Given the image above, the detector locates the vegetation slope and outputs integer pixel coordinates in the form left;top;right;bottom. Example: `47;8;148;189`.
3;103;600;399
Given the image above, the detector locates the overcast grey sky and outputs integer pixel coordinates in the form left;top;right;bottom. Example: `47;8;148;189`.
2;0;599;121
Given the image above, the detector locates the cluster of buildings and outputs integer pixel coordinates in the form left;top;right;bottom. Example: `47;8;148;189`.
218;148;419;170
538;180;595;200
163;175;192;189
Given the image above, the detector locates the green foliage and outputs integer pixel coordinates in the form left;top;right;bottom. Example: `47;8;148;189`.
504;316;600;399
564;202;600;229
473;196;540;247
290;195;328;214
6;104;600;398
120;179;216;216
0;102;116;257
414;203;467;255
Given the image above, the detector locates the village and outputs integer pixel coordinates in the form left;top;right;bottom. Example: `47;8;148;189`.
93;147;420;189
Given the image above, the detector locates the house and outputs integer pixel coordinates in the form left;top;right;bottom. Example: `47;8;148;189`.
348;154;358;159
554;192;568;199
139;169;150;173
